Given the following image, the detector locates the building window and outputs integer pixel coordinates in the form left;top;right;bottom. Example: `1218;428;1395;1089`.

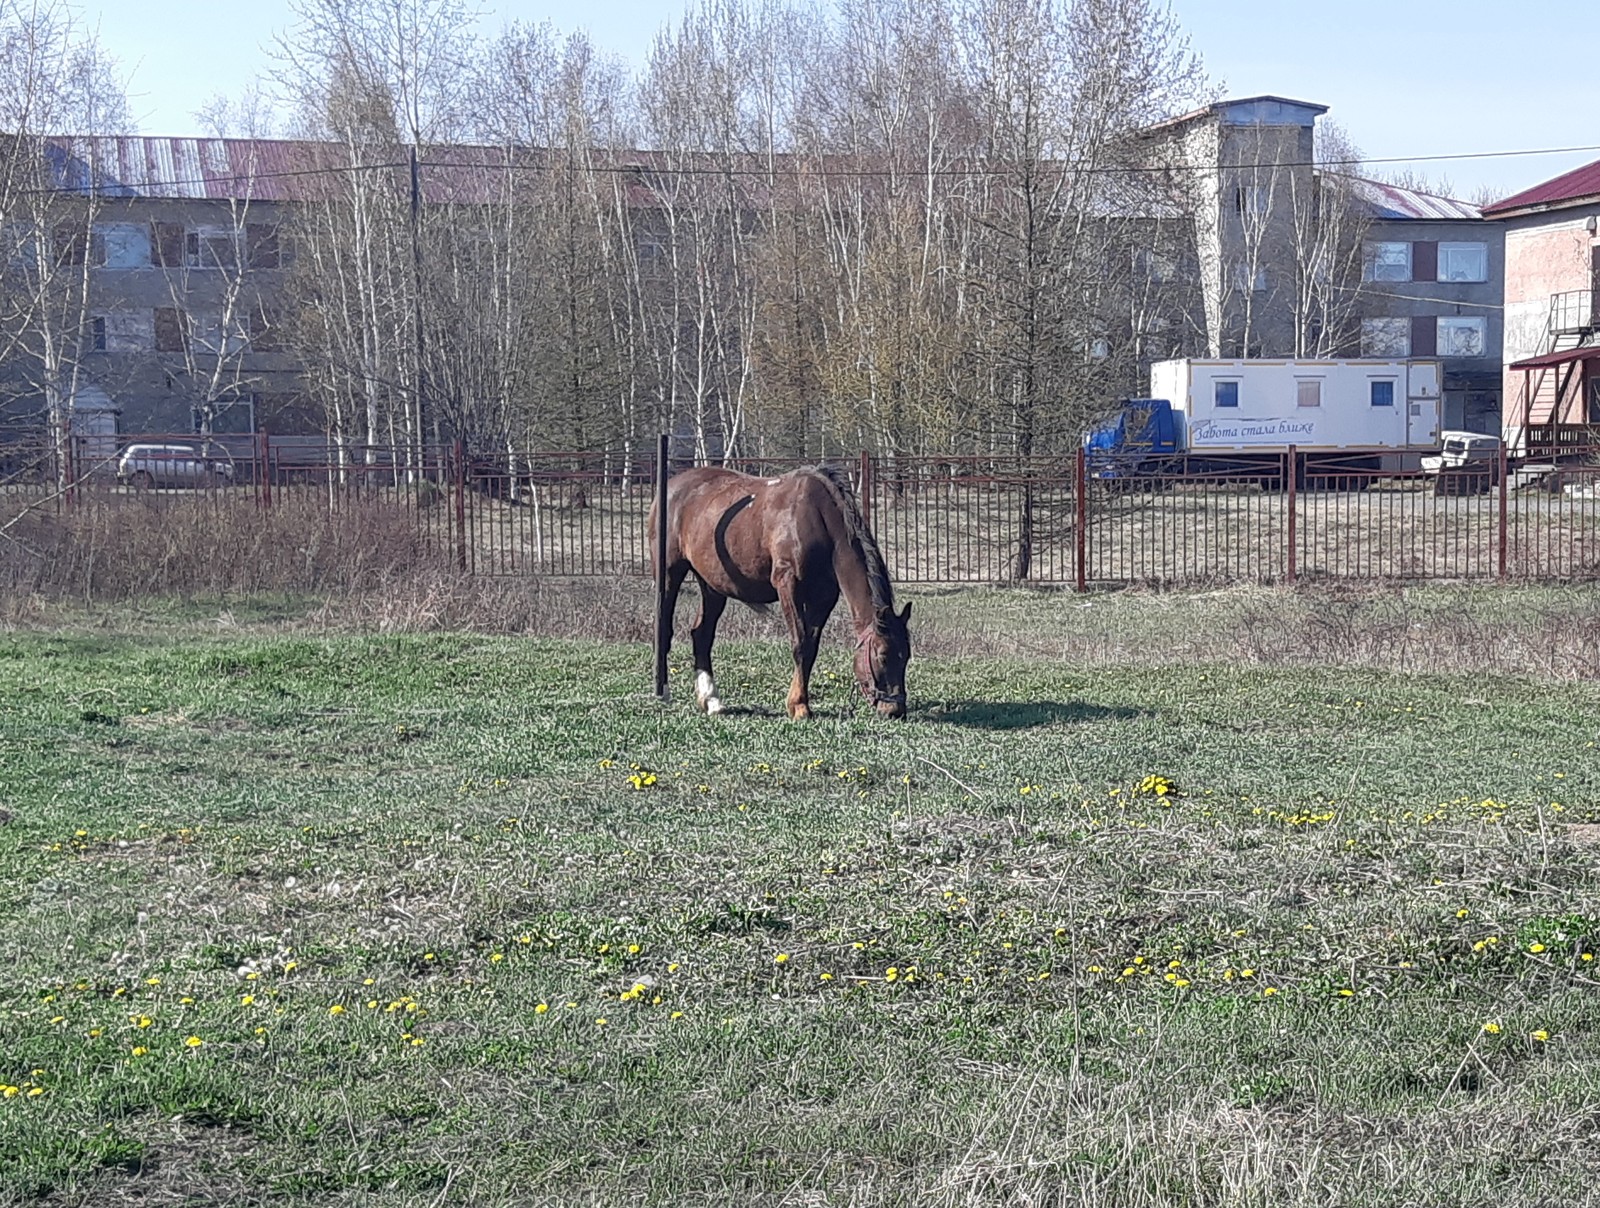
1297;379;1323;408
89;311;154;353
247;305;285;352
95;223;151;268
1235;185;1268;216
193;398;255;435
246;224;283;269
154;307;186;353
1215;380;1239;408
1437;242;1488;283
1370;380;1396;407
189;312;249;356
1437;316;1486;357
1361;318;1410;357
1364;242;1411;282
186;226;240;270
1135;247;1177;282
1232;264;1268;292
53;225;105;267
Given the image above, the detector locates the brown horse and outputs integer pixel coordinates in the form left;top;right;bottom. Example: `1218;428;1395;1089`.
650;465;911;719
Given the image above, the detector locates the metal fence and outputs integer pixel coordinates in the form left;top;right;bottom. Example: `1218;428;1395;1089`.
6;433;1600;587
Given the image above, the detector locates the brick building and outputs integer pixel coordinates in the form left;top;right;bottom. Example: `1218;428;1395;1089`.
1482;160;1600;454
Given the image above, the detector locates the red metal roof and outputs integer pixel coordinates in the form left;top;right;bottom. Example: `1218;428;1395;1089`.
1508;344;1600;371
1482;158;1600;217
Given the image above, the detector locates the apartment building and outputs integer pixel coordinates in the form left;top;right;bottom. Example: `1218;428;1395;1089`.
1350;180;1503;435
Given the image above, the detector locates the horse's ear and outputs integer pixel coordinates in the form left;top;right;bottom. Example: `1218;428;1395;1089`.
899;602;912;623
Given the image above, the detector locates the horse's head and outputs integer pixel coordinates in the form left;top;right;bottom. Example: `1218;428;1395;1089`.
855;601;912;719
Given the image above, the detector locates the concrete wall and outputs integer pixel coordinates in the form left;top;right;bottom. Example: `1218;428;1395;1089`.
3;196;306;438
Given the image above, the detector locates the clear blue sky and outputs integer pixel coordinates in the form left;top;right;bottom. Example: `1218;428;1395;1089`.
84;0;1597;203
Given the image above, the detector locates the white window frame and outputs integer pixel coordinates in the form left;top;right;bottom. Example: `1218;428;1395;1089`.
1437;316;1487;358
188;312;249;356
1214;380;1240;408
1365;242;1411;283
186;225;241;270
1296;379;1323;408
1361;318;1410;358
1438;242;1488;283
1369;379;1398;407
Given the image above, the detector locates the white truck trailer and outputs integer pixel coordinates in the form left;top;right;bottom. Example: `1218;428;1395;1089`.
1085;358;1444;488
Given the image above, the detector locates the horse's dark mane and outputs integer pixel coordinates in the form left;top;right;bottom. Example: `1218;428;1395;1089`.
803;465;895;617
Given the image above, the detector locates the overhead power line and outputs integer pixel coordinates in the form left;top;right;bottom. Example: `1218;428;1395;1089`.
9;138;1600;199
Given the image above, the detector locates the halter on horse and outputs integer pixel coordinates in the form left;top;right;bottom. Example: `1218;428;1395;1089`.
649;465;911;719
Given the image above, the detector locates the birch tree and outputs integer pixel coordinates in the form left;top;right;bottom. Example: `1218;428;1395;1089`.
0;0;128;459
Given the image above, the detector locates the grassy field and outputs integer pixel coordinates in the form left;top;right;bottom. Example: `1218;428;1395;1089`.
2;591;1600;1205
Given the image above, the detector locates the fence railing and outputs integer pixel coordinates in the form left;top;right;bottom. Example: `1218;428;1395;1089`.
6;433;1600;587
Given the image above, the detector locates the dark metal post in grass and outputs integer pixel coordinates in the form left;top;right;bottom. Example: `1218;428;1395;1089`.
262;431;273;511
454;440;468;574
859;450;873;531
1497;442;1509;581
1286;447;1297;585
654;433;671;701
1074;447;1087;592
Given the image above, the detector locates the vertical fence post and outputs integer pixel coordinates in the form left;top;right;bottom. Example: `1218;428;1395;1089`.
1074;447;1087;592
59;419;75;511
453;439;468;574
261;431;273;510
859;450;873;531
654;433;671;701
1285;447;1297;586
1497;442;1509;581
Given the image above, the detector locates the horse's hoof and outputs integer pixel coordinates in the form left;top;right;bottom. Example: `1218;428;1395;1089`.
704;696;724;715
787;703;811;720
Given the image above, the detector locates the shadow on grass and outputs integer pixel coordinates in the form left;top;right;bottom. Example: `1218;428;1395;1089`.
922;699;1141;730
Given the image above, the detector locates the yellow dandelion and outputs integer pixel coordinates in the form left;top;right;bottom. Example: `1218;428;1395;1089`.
27;1087;44;1098
133;1016;152;1029
1482;1021;1501;1034
670;1011;684;1019
329;1005;345;1016
130;1046;148;1057
774;954;789;964
240;995;255;1006
1528;943;1546;954
183;1036;204;1048
595;1018;608;1027
1262;987;1279;996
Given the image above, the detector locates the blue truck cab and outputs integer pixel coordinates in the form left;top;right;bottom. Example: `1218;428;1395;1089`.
1083;398;1181;479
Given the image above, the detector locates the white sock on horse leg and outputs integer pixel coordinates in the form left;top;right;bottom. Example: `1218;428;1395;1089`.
696;671;724;714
